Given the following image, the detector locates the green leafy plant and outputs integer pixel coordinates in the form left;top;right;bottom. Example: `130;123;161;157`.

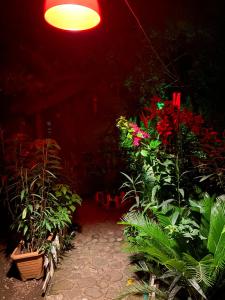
53;183;82;215
117;94;225;213
118;193;225;300
8;138;81;252
120;172;144;211
116;115;180;211
116;93;225;299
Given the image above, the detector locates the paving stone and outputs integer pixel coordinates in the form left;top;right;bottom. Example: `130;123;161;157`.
47;215;134;300
52;271;67;282
69;272;83;280
78;277;97;288
84;286;103;298
73;257;89;266
97;280;110;289
46;294;64;300
110;272;124;282
92;234;100;239
99;238;108;243
110;260;125;269
92;257;108;268
50;279;75;293
64;286;84;299
88;267;98;274
116;237;123;242
106;287;121;299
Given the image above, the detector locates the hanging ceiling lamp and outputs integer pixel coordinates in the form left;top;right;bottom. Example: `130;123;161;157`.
44;0;101;31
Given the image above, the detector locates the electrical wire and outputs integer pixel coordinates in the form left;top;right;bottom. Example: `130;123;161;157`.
124;0;178;81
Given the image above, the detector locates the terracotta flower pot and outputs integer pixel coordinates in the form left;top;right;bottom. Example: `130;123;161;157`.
10;242;44;281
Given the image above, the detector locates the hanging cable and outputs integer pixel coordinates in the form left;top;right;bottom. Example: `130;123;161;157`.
124;0;178;81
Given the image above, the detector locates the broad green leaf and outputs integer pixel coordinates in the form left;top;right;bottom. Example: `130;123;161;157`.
20;190;25;200
150;140;161;149
28;204;33;213
171;211;179;225
22;208;27;219
141;150;148;157
214;225;225;268
23;225;28;235
207;201;225;254
178;188;184;199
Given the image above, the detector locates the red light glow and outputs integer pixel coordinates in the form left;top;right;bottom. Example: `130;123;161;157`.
44;0;101;31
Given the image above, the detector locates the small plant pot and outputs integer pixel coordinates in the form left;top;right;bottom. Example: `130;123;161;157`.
10;242;44;281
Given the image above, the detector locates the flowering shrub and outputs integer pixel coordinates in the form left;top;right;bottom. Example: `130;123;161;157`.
117;93;225;209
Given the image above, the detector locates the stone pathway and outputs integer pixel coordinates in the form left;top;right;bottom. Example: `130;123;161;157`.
45;200;142;300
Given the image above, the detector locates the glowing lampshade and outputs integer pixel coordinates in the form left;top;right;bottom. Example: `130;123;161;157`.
44;0;101;31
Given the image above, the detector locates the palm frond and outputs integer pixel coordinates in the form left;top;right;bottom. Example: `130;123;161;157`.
132;260;151;273
207;200;225;255
188;279;207;299
168;285;182;300
183;253;215;287
113;280;167;300
121;212;180;259
164;258;187;274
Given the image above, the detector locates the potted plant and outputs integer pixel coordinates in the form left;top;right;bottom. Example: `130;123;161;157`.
8;138;81;280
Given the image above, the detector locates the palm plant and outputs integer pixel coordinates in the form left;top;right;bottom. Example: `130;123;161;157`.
118;196;225;300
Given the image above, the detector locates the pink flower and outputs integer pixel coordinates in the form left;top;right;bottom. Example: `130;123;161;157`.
129;122;150;146
133;137;141;146
142;131;150;138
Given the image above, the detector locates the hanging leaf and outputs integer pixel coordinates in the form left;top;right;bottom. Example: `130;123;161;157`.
199;174;215;182
28;204;33;213
22;207;27;219
62;186;67;195
20;190;25;200
23;225;28;235
178;188;184;198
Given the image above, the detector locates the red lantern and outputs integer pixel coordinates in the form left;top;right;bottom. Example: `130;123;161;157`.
44;0;101;31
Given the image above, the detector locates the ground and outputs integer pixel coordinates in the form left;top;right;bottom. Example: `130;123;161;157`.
0;198;139;300
0;241;43;300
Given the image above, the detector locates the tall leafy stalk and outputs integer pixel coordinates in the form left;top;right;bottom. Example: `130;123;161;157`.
5;138;81;252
